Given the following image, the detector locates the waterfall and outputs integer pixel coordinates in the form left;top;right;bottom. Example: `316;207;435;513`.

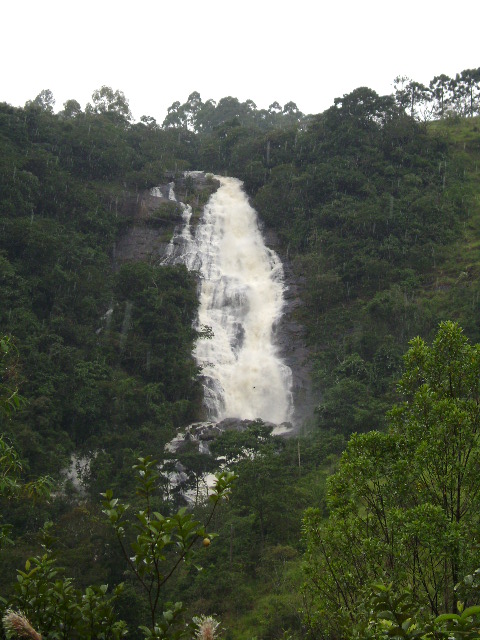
161;175;293;425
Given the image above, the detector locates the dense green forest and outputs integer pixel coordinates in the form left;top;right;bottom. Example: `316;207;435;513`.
1;68;480;638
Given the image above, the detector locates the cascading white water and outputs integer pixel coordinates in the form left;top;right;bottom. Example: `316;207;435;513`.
160;175;293;425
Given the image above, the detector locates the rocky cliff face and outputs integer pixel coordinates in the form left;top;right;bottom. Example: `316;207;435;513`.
262;230;317;429
114;190;177;264
114;172;316;429
114;172;218;266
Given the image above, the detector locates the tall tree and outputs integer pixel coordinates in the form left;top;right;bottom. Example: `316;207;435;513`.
87;86;133;122
303;322;480;638
429;74;452;118
61;98;82;118
25;89;55;113
454;68;480;116
394;76;431;118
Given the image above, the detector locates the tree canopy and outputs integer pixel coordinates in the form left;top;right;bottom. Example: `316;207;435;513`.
303;321;480;638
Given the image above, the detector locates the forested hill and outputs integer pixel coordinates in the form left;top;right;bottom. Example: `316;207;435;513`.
1;69;480;638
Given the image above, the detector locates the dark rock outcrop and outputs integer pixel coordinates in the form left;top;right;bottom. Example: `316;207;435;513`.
264;230;317;428
114;172;218;265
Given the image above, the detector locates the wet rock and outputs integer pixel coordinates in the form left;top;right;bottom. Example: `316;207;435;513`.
268;235;318;428
165;417;296;457
216;417;248;431
114;172;218;266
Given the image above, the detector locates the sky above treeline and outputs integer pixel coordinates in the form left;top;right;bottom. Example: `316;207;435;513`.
2;0;478;123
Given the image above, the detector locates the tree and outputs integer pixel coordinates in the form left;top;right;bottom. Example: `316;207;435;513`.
394;76;431;119
102;458;236;637
161;92;204;131
5;523;127;639
140;114;158;129
283;101;300;115
429;74;452;118
162;100;187;129
268;101;282;115
61;99;82;118
194;99;217;132
183;91;203;131
303;322;480;638
210;423;301;548
453;68;480;117
328;86;398;133
0;336;52;548
25;89;55;113
87;86;133;122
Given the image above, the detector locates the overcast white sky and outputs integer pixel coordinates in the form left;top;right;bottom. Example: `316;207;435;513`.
1;0;478;123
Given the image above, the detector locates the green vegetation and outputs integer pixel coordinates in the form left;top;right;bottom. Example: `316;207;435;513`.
1;70;480;638
0;97;203;481
303;321;480;637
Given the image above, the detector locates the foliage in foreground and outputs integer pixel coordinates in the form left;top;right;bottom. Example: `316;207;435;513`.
350;581;480;639
303;321;480;638
0;381;236;640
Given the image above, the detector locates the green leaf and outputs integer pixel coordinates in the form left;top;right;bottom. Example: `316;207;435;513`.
435;613;460;623
461;605;480;618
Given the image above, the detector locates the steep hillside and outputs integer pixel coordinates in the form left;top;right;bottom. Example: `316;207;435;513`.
1;80;480;639
243;106;480;440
